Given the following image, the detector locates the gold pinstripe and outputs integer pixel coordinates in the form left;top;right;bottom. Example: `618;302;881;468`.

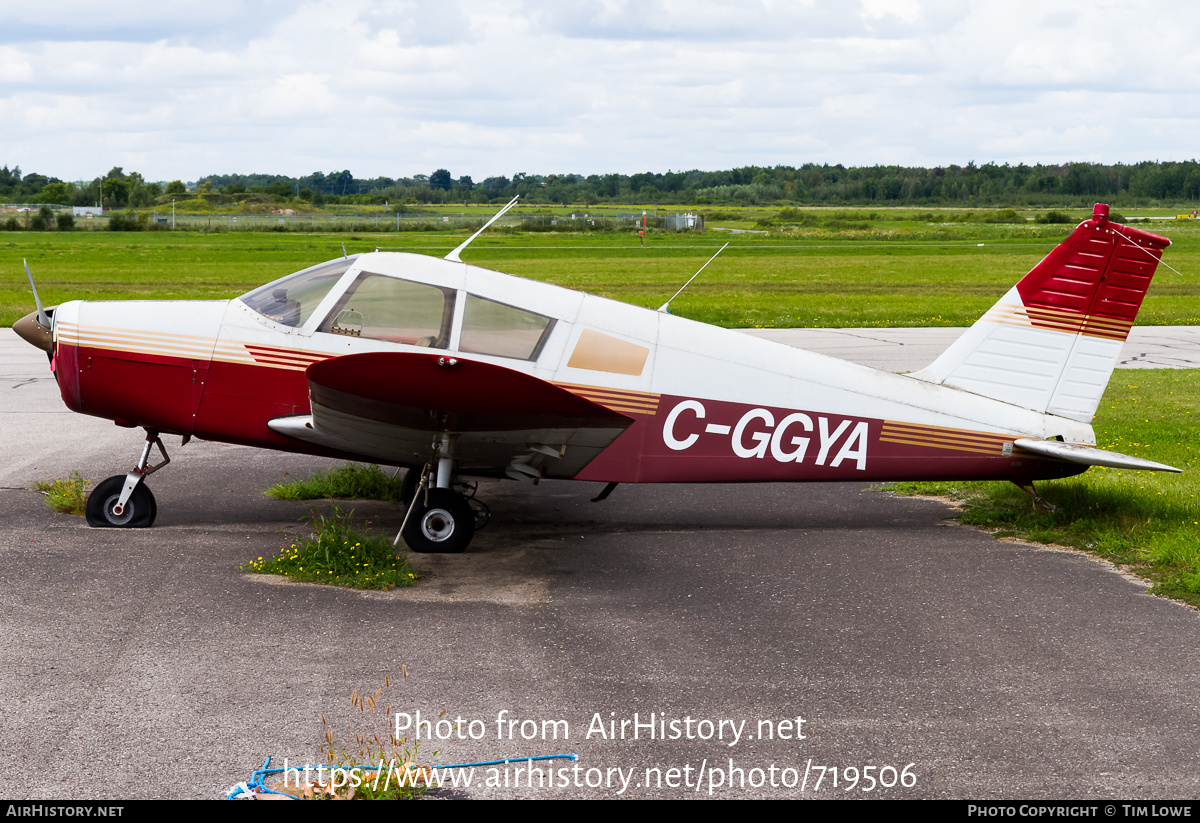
880;420;1013;457
56;322;332;372
981;302;1132;341
554;382;661;416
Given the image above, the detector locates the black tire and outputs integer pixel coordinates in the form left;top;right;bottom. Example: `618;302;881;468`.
468;497;491;531
401;488;474;553
85;475;157;528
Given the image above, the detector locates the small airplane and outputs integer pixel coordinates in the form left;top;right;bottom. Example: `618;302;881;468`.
13;201;1181;553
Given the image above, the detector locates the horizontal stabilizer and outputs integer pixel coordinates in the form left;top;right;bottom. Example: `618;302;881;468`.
1013;438;1181;473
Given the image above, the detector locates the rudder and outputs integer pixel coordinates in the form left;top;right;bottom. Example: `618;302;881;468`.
911;203;1170;423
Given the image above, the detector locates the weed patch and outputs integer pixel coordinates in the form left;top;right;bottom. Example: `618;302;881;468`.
267;463;406;502
245;501;420;590
33;471;89;515
270;674;434;799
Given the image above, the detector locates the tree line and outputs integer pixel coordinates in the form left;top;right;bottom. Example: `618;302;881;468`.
0;166;187;209
5;161;1200;208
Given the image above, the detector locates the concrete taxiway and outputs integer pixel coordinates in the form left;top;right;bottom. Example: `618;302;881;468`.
741;326;1200;372
2;327;1199;799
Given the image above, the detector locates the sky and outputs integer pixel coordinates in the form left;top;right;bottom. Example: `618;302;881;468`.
2;0;1198;183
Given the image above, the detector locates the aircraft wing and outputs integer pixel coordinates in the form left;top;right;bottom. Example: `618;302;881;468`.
1013;439;1181;473
268;351;634;480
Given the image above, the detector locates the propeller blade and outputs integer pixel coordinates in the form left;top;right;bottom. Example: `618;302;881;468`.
24;259;50;329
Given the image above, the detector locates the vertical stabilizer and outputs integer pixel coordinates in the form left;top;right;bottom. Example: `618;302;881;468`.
911;204;1170;423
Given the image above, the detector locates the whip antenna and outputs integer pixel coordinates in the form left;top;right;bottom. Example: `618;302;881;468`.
445;195;521;263
658;243;728;313
1110;226;1184;277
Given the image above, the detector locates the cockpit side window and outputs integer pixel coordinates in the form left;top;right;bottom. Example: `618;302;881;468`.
459;294;555;361
318;273;455;348
239;258;353;327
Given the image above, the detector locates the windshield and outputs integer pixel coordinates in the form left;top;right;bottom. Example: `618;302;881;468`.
239;257;356;327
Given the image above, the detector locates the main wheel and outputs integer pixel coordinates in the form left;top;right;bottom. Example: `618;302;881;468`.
85;475;157;528
401;488;474;553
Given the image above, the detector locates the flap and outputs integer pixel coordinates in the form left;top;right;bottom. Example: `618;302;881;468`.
305;351;632;432
275;352;635;478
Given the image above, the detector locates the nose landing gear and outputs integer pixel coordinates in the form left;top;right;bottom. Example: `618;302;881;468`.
85;476;157;527
85;432;171;528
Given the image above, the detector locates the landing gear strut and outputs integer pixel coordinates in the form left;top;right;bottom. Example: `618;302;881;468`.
1011;480;1057;513
85;432;170;528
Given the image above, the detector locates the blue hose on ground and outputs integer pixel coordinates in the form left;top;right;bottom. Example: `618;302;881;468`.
227;752;579;799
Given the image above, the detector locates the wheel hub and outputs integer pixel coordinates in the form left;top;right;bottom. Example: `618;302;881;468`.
103;494;135;526
421;508;455;542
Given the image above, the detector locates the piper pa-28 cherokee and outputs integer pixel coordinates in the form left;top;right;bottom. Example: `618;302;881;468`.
13;202;1181;553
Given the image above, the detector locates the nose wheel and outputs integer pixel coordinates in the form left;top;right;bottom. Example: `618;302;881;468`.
84;432;171;529
85;476;157;528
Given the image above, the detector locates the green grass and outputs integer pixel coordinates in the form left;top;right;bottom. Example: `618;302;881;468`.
5;215;1200;328
267;463;407;503
244;501;421;590
889;370;1200;606
33;471;89;515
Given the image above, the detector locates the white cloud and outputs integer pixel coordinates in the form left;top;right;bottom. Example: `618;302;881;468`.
2;0;1198;181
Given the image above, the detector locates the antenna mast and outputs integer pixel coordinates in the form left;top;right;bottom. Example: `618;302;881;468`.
445;195;520;263
657;243;729;313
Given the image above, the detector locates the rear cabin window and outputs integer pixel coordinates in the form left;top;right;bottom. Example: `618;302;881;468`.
240;258;353;327
459;294;555;360
318;273;454;348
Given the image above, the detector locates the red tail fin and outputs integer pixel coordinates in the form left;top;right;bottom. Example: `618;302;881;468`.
912;204;1170;424
1014;203;1169;342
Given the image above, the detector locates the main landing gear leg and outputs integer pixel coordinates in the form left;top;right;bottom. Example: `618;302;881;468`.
394;444;478;554
1011;480;1057;513
85;432;171;528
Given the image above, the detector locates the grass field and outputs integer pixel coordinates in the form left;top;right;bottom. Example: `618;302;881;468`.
4;216;1199;327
